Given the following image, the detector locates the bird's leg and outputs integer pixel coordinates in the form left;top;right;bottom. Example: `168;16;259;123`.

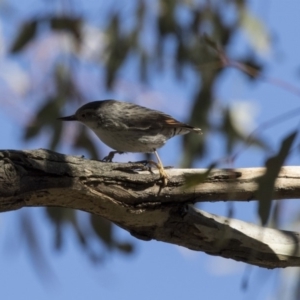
127;152;169;185
101;151;124;162
154;150;168;186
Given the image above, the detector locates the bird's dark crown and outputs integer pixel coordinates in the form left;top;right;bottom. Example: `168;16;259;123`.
78;100;118;111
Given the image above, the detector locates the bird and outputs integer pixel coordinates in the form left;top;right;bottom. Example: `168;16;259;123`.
58;100;202;185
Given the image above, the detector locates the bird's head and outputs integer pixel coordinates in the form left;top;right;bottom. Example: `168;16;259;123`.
58;101;111;129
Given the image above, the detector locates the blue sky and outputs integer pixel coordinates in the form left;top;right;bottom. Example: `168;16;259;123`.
1;0;300;299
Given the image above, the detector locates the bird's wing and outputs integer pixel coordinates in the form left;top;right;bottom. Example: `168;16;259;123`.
121;104;195;131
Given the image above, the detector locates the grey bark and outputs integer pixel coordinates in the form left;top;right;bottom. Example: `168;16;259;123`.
0;149;300;268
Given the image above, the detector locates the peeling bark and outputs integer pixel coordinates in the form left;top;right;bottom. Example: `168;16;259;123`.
1;149;300;268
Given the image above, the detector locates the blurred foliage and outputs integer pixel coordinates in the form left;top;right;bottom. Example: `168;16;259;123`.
221;107;268;155
16;0;270;167
257;131;297;225
4;0;297;285
184;162;217;188
11;16;82;53
10;19;38;53
20;210;56;279
45;208;133;262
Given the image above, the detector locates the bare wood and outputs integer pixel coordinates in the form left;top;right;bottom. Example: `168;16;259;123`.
0;149;300;268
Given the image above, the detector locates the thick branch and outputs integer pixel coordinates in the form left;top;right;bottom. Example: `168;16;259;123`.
0;149;300;268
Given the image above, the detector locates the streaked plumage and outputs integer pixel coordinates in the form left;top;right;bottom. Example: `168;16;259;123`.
58;100;201;185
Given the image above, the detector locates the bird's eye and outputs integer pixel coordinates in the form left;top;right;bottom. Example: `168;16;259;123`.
82;113;86;118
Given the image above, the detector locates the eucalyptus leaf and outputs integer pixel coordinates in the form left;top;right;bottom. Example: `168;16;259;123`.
257;131;297;225
10;20;38;53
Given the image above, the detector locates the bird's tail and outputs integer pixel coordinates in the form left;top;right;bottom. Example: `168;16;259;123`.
178;125;202;135
191;127;202;135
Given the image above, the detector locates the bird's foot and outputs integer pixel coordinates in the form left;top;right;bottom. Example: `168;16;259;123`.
127;158;169;186
146;160;169;186
101;151;124;162
157;165;169;186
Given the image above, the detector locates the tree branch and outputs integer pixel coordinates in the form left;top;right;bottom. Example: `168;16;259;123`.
0;149;299;268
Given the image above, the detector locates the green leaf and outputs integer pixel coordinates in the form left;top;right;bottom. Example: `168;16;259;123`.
73;127;100;160
50;16;82;41
49;121;63;150
239;9;270;54
257;131;297;225
10;20;38;53
24;97;61;140
90;215;134;254
90;215;113;248
115;242;134;254
184;162;216;188
203;34;219;52
221;107;269;155
157;0;176;36
50;16;82;42
20;211;55;279
104;13;131;87
237;58;263;80
45;207;81;250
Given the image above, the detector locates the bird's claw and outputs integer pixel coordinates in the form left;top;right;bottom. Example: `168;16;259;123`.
144;160;169;186
157;165;169;186
101;154;113;162
101;151;124;162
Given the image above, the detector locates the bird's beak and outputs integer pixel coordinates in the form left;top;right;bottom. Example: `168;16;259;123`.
57;115;77;121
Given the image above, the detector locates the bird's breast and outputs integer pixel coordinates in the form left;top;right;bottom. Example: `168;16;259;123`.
91;128;167;152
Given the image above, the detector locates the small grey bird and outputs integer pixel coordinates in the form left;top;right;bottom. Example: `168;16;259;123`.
58;100;202;185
